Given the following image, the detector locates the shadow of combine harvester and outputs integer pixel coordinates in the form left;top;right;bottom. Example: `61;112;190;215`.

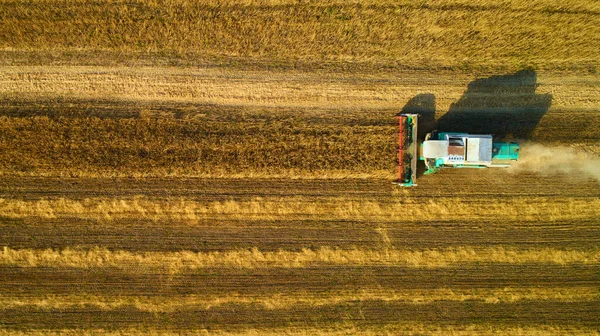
399;69;552;180
440;69;552;137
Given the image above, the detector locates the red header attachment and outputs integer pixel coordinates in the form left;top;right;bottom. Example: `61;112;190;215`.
397;114;419;186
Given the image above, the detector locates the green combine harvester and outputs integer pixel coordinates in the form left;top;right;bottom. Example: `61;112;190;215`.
397;113;520;186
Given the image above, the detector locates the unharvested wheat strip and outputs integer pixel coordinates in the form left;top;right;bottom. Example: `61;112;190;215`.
0;171;397;179
1;0;599;70
0;287;597;312
1;246;598;270
0;324;598;336
1;196;600;222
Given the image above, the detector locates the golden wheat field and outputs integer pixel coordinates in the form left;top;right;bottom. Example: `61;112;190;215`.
1;0;600;335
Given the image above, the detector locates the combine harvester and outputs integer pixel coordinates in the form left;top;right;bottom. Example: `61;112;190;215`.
397;113;520;186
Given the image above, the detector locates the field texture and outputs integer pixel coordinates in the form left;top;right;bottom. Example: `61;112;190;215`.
1;0;600;335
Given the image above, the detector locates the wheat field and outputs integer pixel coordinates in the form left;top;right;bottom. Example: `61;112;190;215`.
1;0;600;334
1;0;599;71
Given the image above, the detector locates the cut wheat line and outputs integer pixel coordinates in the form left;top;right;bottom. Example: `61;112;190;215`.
1;246;598;270
0;286;597;312
1;196;599;222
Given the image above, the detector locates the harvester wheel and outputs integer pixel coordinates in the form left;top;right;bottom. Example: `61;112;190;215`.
403;168;412;183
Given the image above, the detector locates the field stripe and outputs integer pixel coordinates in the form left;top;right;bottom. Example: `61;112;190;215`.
0;67;598;111
2;265;597;295
0;287;598;312
0;67;467;110
0;301;598;330
4;217;600;252
1;246;598;270
2;196;600;222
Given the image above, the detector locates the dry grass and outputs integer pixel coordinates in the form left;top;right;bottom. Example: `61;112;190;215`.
2;196;599;222
1;0;599;71
1;246;597;270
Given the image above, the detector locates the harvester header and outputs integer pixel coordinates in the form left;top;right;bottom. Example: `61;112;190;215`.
396;113;519;186
397;113;419;186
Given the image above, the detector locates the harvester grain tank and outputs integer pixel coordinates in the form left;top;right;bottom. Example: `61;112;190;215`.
396;113;519;186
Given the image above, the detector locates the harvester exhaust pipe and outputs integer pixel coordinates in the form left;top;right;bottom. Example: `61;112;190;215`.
396;113;419;186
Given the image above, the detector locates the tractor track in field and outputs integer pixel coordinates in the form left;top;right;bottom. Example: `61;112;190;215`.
2;300;599;330
2;265;599;295
3;217;600;252
2;173;599;200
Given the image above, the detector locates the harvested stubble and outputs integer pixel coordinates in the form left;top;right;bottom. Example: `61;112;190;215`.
0;68;598;112
0;66;469;110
